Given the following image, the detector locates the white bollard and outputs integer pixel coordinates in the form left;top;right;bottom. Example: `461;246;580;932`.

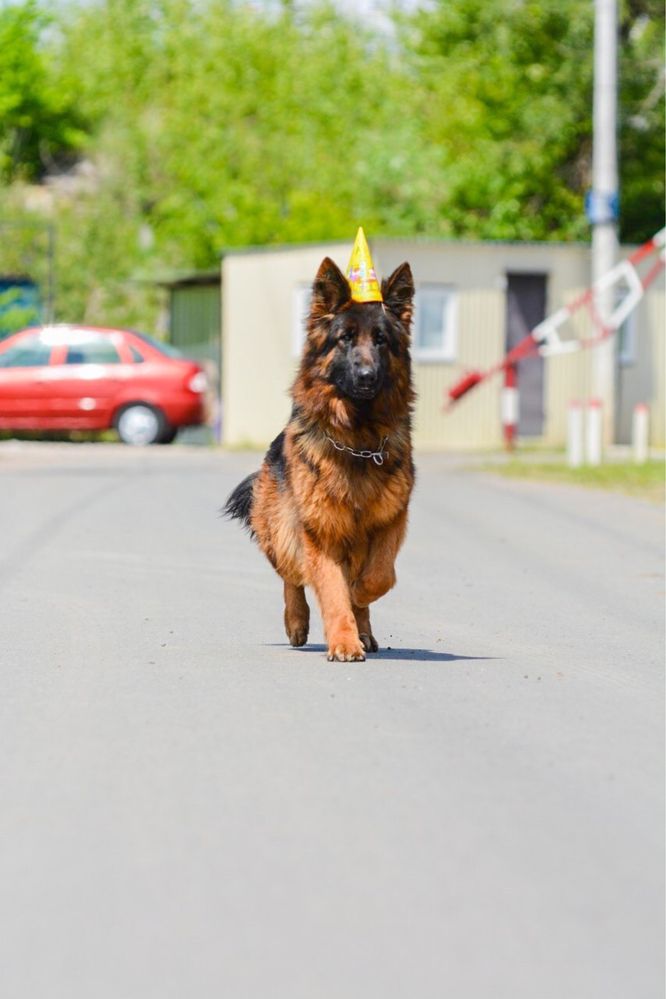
567;401;584;468
501;384;519;450
632;404;649;464
585;399;603;466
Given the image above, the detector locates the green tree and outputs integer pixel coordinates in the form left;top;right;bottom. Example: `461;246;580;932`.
619;0;665;242
2;0;661;331
0;0;84;181
57;0;436;267
403;0;663;243
404;0;596;241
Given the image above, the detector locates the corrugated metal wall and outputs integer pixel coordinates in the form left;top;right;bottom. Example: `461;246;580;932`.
170;283;221;373
649;292;666;445
413;289;505;449
543;273;666;447
613;290;666;447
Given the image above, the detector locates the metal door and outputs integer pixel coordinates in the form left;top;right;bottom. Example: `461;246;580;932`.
505;273;547;437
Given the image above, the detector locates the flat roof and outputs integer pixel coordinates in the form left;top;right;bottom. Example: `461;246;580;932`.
219;235;597;259
156;270;220;289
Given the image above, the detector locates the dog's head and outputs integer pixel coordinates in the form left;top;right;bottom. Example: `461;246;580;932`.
303;257;414;405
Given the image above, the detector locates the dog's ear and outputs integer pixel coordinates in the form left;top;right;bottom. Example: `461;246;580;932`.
382;263;414;324
311;258;351;317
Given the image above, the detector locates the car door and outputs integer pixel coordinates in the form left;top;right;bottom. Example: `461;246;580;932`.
0;332;54;426
42;331;124;426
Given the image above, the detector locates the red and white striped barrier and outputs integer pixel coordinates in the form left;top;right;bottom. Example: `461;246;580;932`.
445;227;666;410
501;364;519;449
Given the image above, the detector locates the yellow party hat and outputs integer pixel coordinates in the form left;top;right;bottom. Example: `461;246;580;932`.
346;227;383;303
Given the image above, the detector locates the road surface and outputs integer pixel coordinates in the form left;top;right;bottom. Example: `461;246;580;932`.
1;442;663;999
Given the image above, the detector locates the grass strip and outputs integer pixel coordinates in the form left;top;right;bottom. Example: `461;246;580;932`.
479;459;665;503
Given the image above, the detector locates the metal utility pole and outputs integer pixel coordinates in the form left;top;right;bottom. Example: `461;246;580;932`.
589;0;619;443
45;223;56;323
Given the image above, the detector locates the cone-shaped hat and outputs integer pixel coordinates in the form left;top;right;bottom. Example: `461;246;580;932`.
346;227;383;303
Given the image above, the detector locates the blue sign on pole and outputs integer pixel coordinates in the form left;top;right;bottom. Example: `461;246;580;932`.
585;190;620;225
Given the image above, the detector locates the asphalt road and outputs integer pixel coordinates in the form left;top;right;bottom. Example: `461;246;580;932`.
1;441;663;999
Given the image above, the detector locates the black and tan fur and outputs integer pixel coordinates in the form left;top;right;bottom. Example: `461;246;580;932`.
225;255;415;661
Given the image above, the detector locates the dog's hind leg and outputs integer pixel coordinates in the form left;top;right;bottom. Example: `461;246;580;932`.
353;604;379;654
284;582;310;647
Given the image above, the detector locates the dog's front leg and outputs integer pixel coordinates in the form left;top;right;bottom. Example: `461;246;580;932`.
304;536;365;662
352;604;379;654
350;510;408;609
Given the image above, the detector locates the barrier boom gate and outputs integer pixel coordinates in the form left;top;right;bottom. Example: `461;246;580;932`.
445;228;666;409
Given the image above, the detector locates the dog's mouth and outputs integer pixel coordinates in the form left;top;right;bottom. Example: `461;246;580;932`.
349;382;379;400
348;371;385;401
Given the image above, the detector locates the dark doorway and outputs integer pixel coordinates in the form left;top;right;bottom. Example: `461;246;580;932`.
505;273;547;437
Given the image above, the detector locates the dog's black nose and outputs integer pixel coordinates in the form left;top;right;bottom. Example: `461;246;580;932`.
356;366;376;387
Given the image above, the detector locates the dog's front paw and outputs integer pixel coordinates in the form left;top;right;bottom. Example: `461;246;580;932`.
287;624;309;647
327;640;366;662
359;632;379;653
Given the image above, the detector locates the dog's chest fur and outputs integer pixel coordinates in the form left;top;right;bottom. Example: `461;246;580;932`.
285;425;413;547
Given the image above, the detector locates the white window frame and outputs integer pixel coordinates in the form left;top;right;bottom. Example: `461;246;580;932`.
292;284;311;358
412;284;458;363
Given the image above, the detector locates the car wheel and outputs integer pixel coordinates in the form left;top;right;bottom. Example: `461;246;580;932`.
158;426;178;445
115;404;164;446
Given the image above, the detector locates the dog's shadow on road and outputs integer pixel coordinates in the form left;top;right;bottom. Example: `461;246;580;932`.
267;644;493;664
375;648;492;664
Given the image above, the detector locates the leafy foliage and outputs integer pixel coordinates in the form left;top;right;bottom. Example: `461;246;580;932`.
0;285;41;336
0;1;84;181
484;457;666;503
619;0;665;242
406;0;664;242
0;0;662;328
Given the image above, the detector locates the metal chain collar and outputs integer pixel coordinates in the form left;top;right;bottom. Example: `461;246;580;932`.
324;433;389;466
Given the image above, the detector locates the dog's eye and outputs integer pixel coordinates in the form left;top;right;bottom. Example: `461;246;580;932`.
338;330;354;346
374;329;386;345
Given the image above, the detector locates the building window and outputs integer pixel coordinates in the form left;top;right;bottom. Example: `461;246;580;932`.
413;285;457;362
293;282;458;363
292;285;311;358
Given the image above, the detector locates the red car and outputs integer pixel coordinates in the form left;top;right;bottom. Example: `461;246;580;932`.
0;325;207;445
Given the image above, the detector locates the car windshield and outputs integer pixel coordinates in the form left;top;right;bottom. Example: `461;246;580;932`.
0;334;51;368
132;331;183;358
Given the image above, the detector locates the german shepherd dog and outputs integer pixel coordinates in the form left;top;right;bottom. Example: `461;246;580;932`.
225;256;415;661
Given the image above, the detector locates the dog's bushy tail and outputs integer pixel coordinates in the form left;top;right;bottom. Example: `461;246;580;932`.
223;472;258;536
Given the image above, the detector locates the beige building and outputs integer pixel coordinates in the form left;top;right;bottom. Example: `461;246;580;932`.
221;237;665;450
